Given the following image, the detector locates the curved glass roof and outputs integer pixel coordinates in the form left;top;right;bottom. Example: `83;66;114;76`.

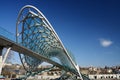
16;5;81;78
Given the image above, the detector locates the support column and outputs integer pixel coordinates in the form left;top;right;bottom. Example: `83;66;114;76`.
0;46;3;75
76;64;83;80
0;46;3;63
0;47;11;75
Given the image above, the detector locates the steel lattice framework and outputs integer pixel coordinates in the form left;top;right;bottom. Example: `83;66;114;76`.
16;5;83;79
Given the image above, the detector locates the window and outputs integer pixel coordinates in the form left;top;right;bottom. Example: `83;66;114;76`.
111;76;113;78
94;76;97;79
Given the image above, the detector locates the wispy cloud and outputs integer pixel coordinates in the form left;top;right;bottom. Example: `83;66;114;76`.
99;38;113;47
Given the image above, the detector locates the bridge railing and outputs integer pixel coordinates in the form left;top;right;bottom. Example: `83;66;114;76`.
0;26;16;42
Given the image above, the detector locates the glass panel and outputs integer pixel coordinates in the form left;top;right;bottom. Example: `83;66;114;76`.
0;26;15;41
20;12;77;71
0;11;78;73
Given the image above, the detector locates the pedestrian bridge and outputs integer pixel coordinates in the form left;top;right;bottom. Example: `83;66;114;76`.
0;5;89;80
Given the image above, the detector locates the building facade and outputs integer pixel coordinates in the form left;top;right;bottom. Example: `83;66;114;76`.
89;74;120;80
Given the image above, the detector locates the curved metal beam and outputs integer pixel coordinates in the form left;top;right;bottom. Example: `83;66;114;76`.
16;5;83;79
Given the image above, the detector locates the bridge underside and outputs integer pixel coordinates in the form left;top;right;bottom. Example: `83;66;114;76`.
0;5;90;80
0;35;79;77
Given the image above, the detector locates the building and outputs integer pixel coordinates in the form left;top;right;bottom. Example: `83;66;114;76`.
89;74;120;80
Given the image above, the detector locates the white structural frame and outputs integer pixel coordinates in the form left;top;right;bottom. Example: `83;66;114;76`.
16;5;83;80
0;47;11;75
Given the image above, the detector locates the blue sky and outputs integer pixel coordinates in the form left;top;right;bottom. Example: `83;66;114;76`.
0;0;120;67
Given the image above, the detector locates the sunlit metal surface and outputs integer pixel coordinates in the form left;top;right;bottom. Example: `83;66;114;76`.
16;5;83;79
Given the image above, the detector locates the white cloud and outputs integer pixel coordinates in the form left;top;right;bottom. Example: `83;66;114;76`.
99;38;113;47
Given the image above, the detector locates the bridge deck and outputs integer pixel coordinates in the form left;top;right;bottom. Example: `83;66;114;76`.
0;35;78;76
